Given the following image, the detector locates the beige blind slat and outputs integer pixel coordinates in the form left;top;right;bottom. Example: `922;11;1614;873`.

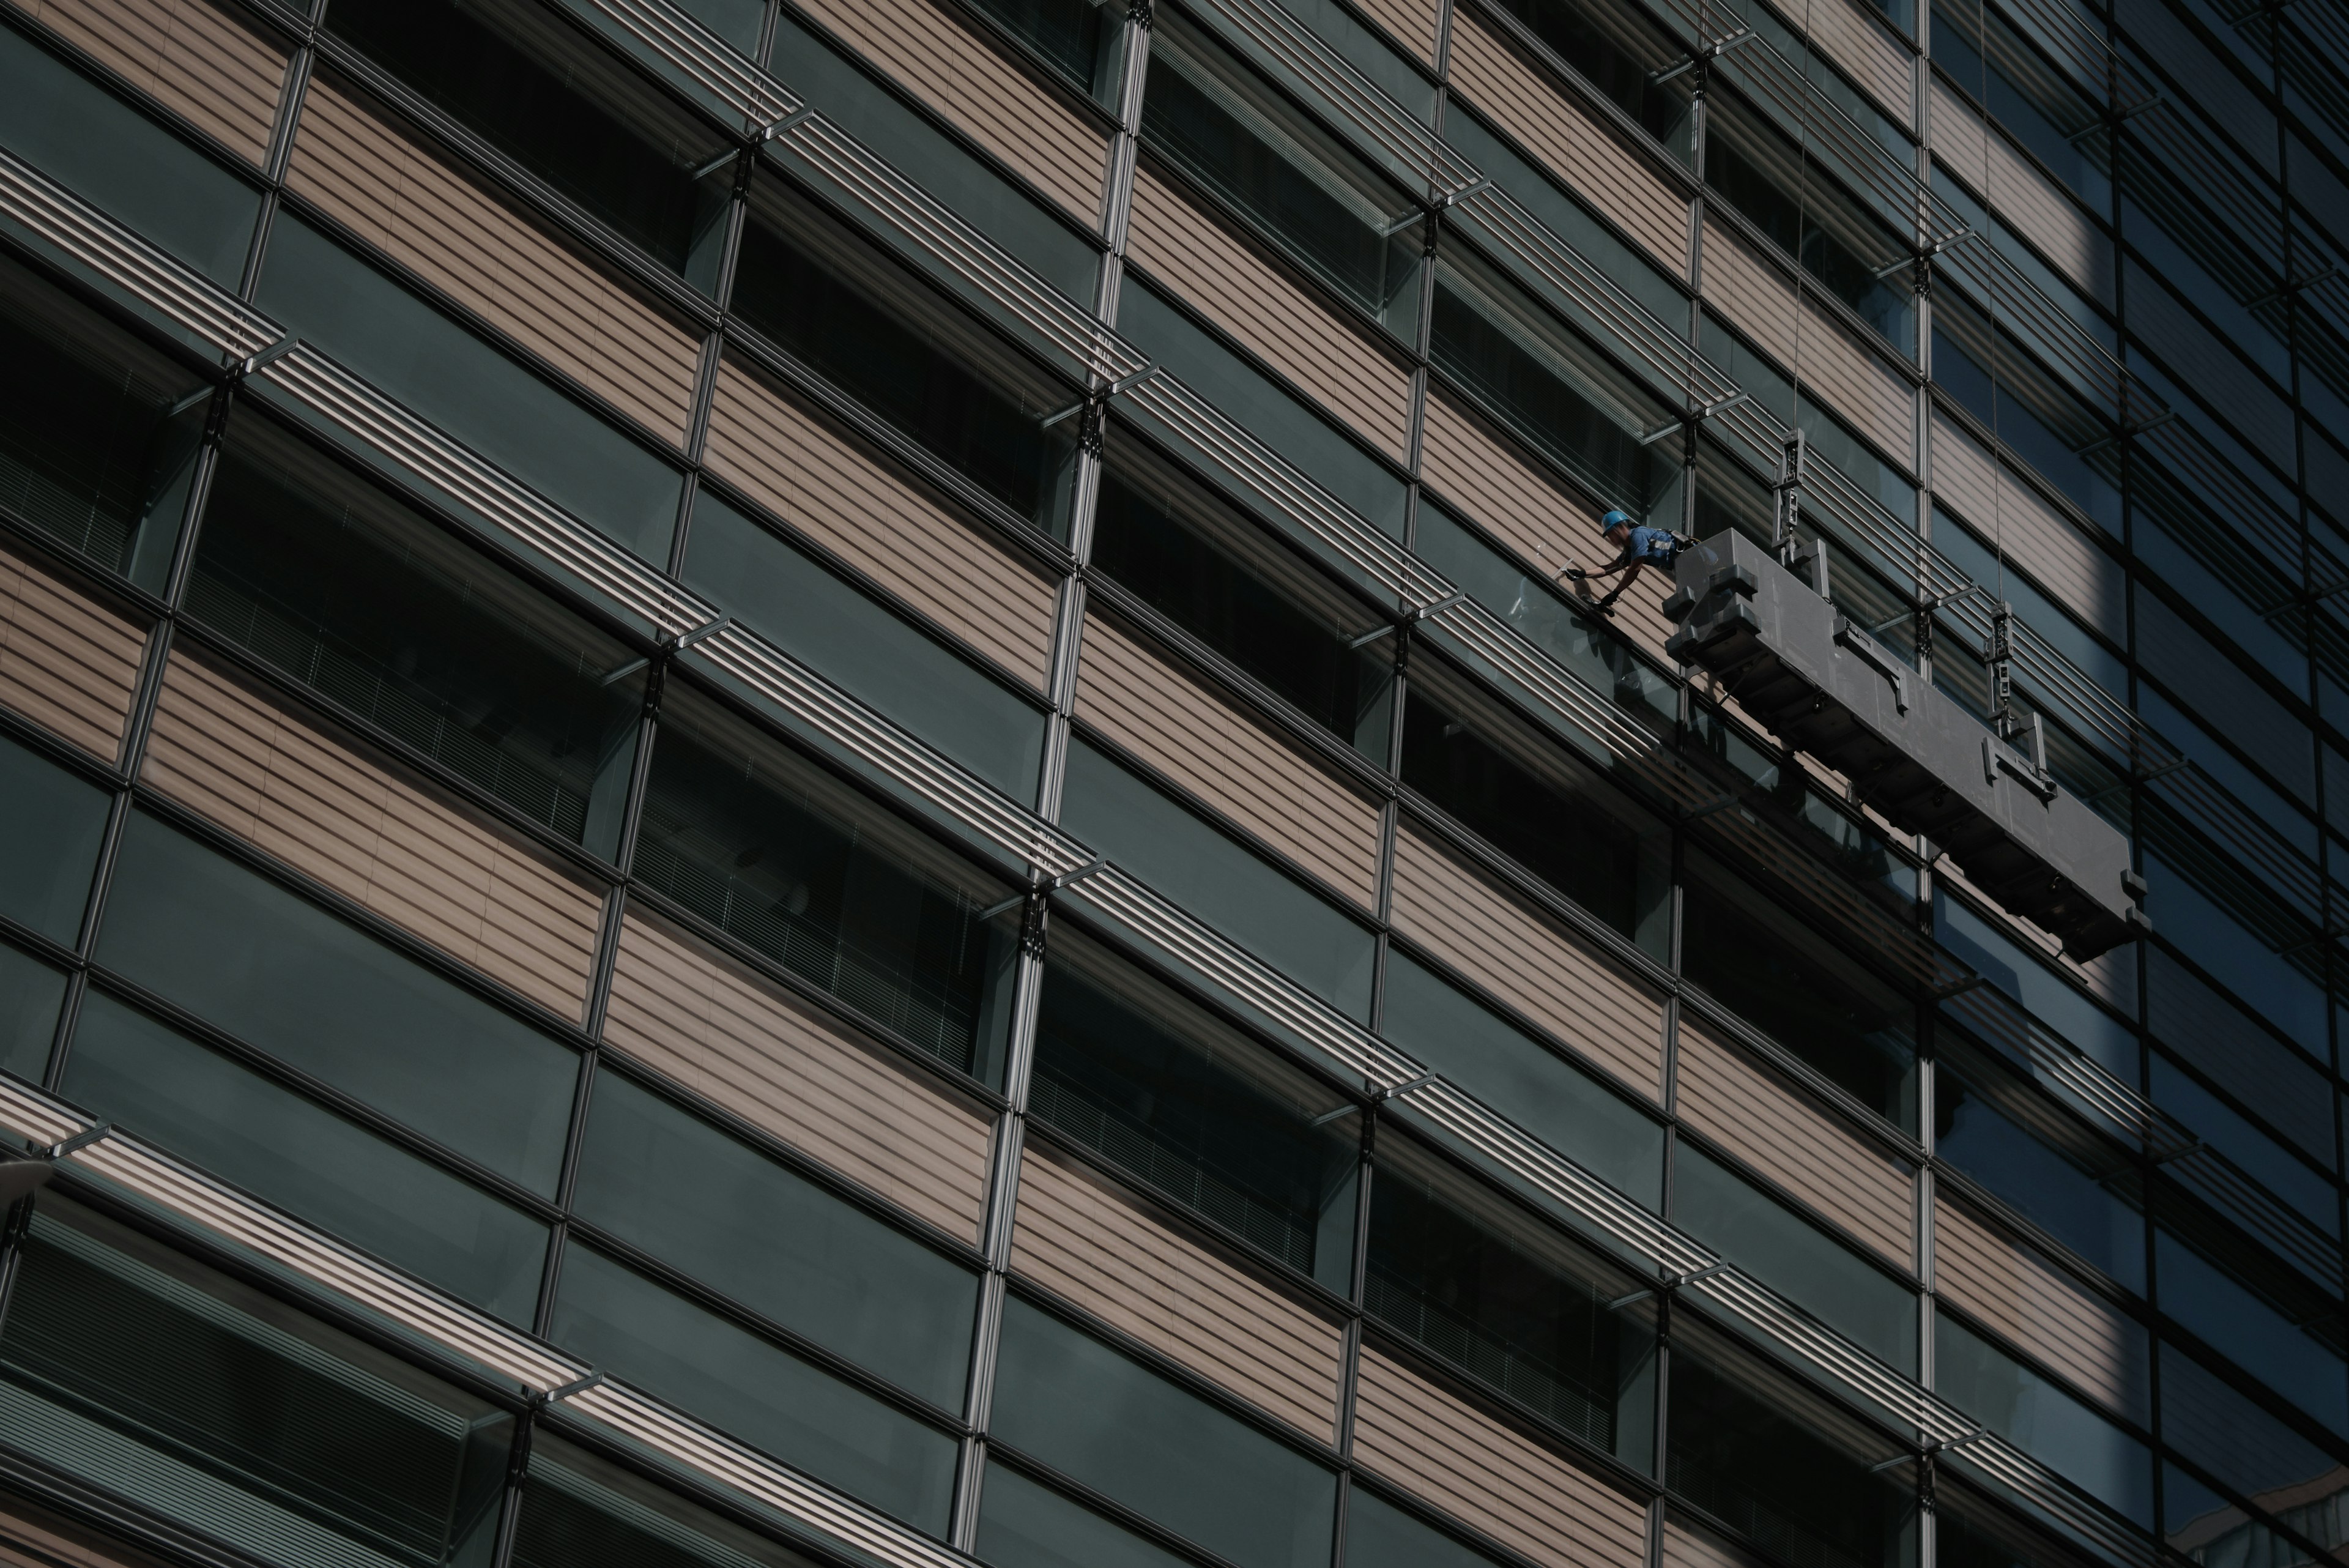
1929;409;2124;638
287;80;699;445
789;0;1108;225
10;0;284;165
604;913;993;1243
1011;1147;1345;1438
1390;826;1664;1101
703;362;1058;690
1929;81;2112;303
1701;226;1915;465
1353;1347;1648;1568
1934;1198;2150;1422
1662;1516;1768;1568
1354;0;1442;65
1126;167;1413;463
1674;1018;1914;1268
142;654;604;1021
1416;390;1677;663
0;543;143;763
1805;0;1915;127
1445;13;1689;273
1075;615;1380;908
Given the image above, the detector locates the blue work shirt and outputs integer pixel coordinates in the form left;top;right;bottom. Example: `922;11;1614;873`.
1624;526;1683;567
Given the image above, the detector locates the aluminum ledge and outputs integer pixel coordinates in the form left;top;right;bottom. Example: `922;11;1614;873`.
1667;530;2146;958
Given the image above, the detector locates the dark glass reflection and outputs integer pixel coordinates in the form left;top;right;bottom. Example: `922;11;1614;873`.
1486;0;1692;147
1934;1050;2146;1290
0;257;205;587
513;1435;822;1568
634;687;1018;1076
324;0;729;281
1430;273;1662;513
1703;123;1912;351
730;184;1078;533
1365;1153;1650;1457
1680;868;1916;1124
961;0;1108;96
1092;461;1392;757
1399;686;1650;938
1029;941;1357;1289
1669;1331;1914;1568
1143;32;1411;317
2;1198;511;1568
187;416;645;855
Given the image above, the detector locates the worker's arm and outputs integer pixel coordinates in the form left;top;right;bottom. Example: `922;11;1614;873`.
1564;549;1638;582
1596;559;1645;609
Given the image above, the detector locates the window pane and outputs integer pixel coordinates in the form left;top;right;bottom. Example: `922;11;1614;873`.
1143;14;1419;327
2154;1228;2346;1436
1;1196;511;1568
1379;951;1665;1212
1933;1312;2153;1523
254;215;683;563
0;941;62;1084
0;729;108;944
0;23;261;282
319;0;731;284
1479;0;1693;150
1398;658;1669;951
990;1295;1337;1568
549;1244;958;1533
1347;1489;1507;1568
62;990;549;1325
730;176;1080;538
958;0;1110;98
190;414;645;856
1682;849;1917;1127
95;811;578;1192
512;1433;822;1568
1029;928;1359;1291
683;491;1047;798
1666;1317;1915;1568
975;1465;1193;1568
1093;434;1394;760
571;1071;978;1411
1367;1134;1657;1469
0;253;206;587
2157;1342;2340;1529
634;683;1021;1080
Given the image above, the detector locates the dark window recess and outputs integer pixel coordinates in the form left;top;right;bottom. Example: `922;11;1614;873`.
1142;17;1419;324
186;414;645;858
1093;440;1394;758
1366;1141;1654;1463
1483;0;1693;150
512;1433;823;1568
321;0;730;285
1028;931;1359;1291
634;683;1020;1079
1398;669;1668;945
960;0;1111;99
1681;850;1917;1127
1429;265;1665;515
1702;102;1912;352
0;255;206;590
731;177;1081;537
2;1197;513;1568
1669;1322;1916;1568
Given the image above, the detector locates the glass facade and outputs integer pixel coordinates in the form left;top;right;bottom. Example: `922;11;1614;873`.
0;0;2341;1565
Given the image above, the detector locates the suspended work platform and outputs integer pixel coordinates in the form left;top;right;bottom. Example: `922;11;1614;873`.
1664;530;2148;960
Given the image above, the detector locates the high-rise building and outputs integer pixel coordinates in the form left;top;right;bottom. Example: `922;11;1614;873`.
0;0;2336;1564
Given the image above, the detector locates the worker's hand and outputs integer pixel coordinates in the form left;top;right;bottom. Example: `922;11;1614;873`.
1564;567;1587;581
1596;589;1621;617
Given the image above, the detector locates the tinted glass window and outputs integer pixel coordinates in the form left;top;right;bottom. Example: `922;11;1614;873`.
730;177;1081;537
513;1434;823;1568
320;0;730;284
0;255;206;589
0;942;64;1084
0;730;109;944
190;416;646;856
961;0;1111;97
634;683;1020;1079
1485;0;1693;149
1028;930;1359;1291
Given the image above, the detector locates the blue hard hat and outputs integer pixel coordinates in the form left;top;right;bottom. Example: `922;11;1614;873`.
1598;510;1631;532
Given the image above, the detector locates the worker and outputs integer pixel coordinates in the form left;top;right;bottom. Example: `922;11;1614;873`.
1564;510;1693;615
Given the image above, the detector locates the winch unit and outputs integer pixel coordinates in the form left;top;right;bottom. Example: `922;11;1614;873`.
1664;530;2148;959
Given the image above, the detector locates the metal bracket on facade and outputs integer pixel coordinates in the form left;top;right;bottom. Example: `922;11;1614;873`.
1606;1260;1731;1310
46;1123;112;1160
1868;588;1970;637
1038;364;1160;431
1638;390;1751;446
1378;179;1491;238
1313;1071;1443;1126
2245;263;2339;309
1348;592;1466;648
755;105;817;145
601;612;732;686
236;333;299;379
2072;409;2177;458
1678;791;1742;822
1649;29;1756;84
976;857;1110;921
542;1371;606;1405
1869;1428;1989;1474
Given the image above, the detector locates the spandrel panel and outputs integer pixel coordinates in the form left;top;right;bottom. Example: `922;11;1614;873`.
0;941;62;1084
513;1433;826;1568
64;990;550;1326
571;1070;979;1411
975;1465;1195;1568
95;810;579;1194
0;729;108;945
